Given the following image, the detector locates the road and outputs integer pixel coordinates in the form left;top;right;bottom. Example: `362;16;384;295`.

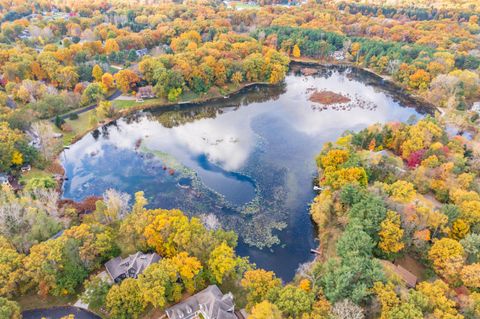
22;306;101;319
56;89;122;121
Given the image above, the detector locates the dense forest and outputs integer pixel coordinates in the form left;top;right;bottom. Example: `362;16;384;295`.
0;0;480;318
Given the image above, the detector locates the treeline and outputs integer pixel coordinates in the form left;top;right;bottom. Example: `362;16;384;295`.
254;26;480;111
338;2;480;23
310;118;480;318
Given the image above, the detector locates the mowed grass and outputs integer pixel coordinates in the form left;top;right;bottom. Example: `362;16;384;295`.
18;168;52;185
61;111;96;145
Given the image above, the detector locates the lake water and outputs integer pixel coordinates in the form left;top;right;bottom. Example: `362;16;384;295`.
62;64;426;280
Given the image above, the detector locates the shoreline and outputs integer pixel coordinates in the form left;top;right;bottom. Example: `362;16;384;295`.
53;59;438;201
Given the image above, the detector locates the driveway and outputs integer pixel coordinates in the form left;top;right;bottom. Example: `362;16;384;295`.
22;306;101;319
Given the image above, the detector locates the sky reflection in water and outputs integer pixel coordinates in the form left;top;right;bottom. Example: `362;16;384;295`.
62;67;424;280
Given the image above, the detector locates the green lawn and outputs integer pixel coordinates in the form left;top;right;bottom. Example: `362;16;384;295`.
16;292;77;311
62;111;96;145
18;168;52;185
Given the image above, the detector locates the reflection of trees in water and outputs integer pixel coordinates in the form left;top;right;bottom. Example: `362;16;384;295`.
291;62;432;115
147;83;286;128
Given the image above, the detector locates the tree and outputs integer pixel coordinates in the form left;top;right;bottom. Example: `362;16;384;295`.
332;299;365;319
0;298;21;319
274;285;314;318
92;64;104;82
81;276;111;310
23;237;87;297
348;195;387;240
378;211;405;254
171;252;202;293
461;263;480;289
292;44;301;58
428;238;465;280
105;39;120;55
0;122;25;172
102;73;114;90
97;101;116;119
385;181;416;203
138;260;180;309
94;189;131;225
56;66;79;89
0;236;24;298
416;280;462;319
232;71;243;86
82;83;105;105
31;121;60;162
106;278;146;319
321;256;384;304
208;242;237;284
241;269;282;310
250;301;283;319
461;233;480;263
114;70;140;94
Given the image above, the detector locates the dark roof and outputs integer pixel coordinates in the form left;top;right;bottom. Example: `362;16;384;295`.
105;252;161;281
380;260;417;288
165;285;237;319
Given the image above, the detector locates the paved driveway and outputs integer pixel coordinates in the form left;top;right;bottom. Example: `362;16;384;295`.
22;306;101;319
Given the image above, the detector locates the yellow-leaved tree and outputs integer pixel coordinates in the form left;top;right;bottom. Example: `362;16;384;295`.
378;211;405;254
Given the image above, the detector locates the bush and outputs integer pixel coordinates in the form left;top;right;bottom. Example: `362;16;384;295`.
69;113;79;120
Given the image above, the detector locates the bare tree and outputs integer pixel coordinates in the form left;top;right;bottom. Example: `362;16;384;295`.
332;299;365;319
102;189;131;223
31;121;61;162
200;213;220;231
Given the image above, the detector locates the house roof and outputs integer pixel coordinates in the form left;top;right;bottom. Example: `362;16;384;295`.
380;260;417;288
0;174;9;183
105;252;161;280
165;285;237;319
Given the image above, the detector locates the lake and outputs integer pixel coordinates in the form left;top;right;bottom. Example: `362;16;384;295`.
62;64;427;280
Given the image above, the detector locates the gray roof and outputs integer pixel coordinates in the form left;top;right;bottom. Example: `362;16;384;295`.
166;285;237;319
105;252;161;281
0;174;9;183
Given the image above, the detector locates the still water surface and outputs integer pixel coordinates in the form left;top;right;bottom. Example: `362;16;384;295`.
62;65;425;280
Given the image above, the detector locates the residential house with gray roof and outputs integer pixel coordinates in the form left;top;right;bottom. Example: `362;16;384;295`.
105;252;161;283
165;285;240;319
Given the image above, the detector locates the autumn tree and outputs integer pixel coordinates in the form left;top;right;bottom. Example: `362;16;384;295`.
292;44;301;58
272;285;315;318
428;238;465;280
0;298;21;319
250;301;283;319
106;278;146;319
170;252;202;293
378;211;405;254
102;73;114;90
0;236;24;298
208;242;238;284
105;39;120;55
241;269;282;310
97;101;117;119
137;259;180;308
92;64;104;82
114;70;140;94
82;82;105;105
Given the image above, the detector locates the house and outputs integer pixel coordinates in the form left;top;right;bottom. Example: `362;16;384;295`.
165;285;240;319
21;165;31;173
135;48;148;58
137;86;155;98
331;50;345;61
472;102;480;114
380;260;417;288
105;252;161;283
0;174;10;186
